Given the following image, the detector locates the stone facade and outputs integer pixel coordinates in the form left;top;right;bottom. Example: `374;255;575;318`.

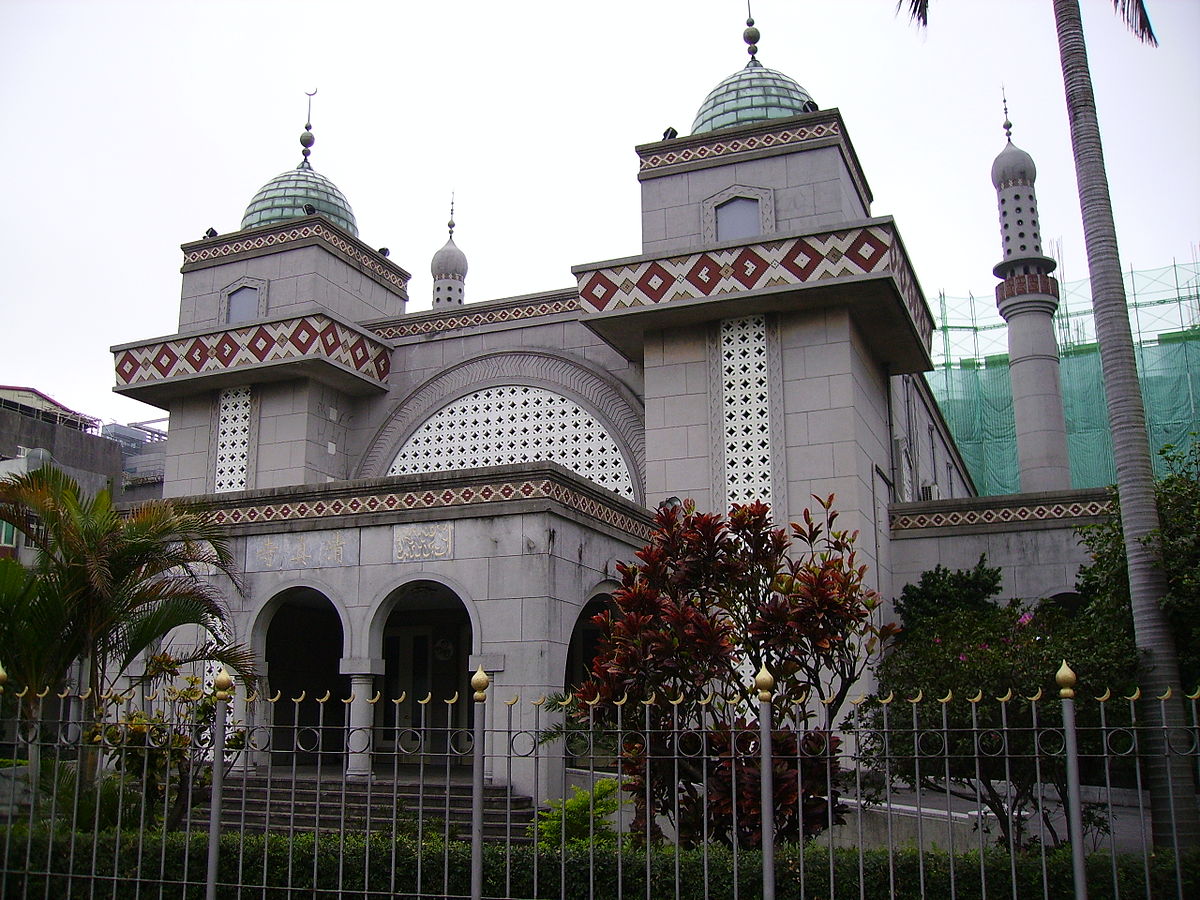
111;96;1100;793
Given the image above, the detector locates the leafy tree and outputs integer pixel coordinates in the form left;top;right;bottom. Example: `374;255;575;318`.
0;466;256;728
861;557;1138;848
900;0;1196;848
1077;439;1200;689
573;497;892;847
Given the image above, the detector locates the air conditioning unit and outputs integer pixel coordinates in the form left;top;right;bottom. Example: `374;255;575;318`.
920;482;941;502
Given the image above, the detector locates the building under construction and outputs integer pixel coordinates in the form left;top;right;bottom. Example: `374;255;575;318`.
929;260;1200;495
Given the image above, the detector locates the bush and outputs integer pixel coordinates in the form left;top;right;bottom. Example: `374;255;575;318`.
1;824;1196;898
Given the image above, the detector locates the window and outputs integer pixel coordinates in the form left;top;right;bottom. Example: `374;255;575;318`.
0;520;16;547
715;197;761;242
226;286;259;324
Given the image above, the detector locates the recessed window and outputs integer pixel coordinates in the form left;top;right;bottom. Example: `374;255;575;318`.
715;197;761;242
227;286;259;324
0;520;16;547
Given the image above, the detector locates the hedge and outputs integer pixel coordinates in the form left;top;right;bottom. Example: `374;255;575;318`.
0;826;1195;899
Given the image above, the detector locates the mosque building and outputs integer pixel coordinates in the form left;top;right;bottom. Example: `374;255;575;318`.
110;18;1109;786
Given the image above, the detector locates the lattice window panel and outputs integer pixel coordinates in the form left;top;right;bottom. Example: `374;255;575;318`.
721;316;772;506
389;386;635;499
214;387;251;493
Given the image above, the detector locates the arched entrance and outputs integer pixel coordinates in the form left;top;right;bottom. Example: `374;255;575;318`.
378;580;473;756
565;594;613;693
264;586;348;765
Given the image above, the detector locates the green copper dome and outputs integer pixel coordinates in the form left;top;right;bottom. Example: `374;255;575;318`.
241;160;358;236
692;59;818;135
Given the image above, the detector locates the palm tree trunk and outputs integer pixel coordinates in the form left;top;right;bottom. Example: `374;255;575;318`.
1052;0;1198;848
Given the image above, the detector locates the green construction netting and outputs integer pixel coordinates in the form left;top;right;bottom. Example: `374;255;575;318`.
930;331;1200;495
928;263;1200;496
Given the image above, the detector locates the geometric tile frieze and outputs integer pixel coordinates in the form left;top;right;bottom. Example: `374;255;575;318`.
204;476;651;541
371;296;580;339
114;314;391;387
890;498;1112;531
184;222;409;292
576;224;933;349
637;121;840;172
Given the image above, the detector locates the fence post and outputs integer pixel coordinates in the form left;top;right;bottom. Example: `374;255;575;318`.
205;669;232;900
1058;660;1088;900
756;665;776;900
470;665;490;900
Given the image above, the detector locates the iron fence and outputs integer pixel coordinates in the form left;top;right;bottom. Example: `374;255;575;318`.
1;665;1197;899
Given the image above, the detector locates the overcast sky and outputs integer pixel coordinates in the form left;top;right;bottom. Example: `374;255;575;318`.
2;0;1196;426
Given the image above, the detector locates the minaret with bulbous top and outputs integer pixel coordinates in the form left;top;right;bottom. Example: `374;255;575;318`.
431;205;468;307
991;113;1071;491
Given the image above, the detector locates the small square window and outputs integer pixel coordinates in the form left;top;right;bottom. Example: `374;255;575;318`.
0;520;16;547
716;197;761;242
227;286;259;324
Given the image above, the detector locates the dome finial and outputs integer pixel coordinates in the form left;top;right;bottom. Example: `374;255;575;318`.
743;3;760;61
300;89;318;168
1001;86;1012;141
448;193;456;237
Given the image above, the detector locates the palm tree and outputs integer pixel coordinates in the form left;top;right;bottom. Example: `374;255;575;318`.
900;0;1196;847
0;466;256;727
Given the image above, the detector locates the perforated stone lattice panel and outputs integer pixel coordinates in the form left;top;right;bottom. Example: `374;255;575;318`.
721;316;771;506
215;387;251;493
388;385;635;500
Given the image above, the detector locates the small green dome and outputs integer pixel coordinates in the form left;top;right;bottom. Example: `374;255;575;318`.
241;161;358;236
692;59;817;135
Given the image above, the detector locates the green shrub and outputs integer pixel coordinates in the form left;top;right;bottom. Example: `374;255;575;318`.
1;825;1196;898
530;777;622;848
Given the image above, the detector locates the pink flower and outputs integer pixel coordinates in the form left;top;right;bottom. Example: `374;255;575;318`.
979;643;989;650
933;637;942;644
1017;611;1034;627
958;653;968;662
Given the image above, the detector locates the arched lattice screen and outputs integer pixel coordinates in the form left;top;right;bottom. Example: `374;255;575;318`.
388;385;635;499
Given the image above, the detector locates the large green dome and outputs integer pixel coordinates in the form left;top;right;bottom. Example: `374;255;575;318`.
692;59;818;135
241;160;358;236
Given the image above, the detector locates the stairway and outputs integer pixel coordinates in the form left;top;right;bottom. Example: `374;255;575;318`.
190;771;536;842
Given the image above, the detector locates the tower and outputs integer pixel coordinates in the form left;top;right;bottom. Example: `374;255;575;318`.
431;204;468;307
991;113;1072;492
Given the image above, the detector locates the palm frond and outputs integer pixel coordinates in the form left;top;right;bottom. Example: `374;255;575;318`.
897;0;928;26
1112;0;1157;46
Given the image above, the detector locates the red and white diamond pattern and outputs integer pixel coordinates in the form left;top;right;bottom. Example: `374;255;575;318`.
114;315;391;386
890;499;1111;531
185;223;408;291
206;477;650;540
371;297;578;340
577;225;933;353
638;122;840;172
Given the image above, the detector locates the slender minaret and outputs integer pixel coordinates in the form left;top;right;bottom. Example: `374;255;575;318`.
991;110;1071;492
431;199;468;307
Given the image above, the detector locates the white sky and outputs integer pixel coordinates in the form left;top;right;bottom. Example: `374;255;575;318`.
1;0;1196;426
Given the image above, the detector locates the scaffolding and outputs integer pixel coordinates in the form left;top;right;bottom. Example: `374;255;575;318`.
929;261;1200;495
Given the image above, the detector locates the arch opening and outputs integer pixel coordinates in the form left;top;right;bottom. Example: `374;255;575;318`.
264;586;348;765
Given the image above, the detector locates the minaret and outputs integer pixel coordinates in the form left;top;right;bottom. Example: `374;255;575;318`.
991;110;1071;492
431;201;468;307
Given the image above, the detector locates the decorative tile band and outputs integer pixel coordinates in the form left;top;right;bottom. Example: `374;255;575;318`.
577;225;933;348
890;498;1110;531
996;273;1060;302
638;121;840;172
371;296;580;339
205;477;651;540
115;314;391;386
184;223;409;293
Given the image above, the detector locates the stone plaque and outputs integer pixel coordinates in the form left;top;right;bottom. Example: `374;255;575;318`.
393;522;454;562
246;530;359;572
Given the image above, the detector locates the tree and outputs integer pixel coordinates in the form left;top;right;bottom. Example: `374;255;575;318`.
0;466;256;727
1077;439;1200;689
573;497;893;846
900;0;1196;846
862;557;1138;848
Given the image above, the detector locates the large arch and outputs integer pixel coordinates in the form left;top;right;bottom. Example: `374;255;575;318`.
564;580;620;693
369;579;475;751
357;350;646;500
260;585;349;764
